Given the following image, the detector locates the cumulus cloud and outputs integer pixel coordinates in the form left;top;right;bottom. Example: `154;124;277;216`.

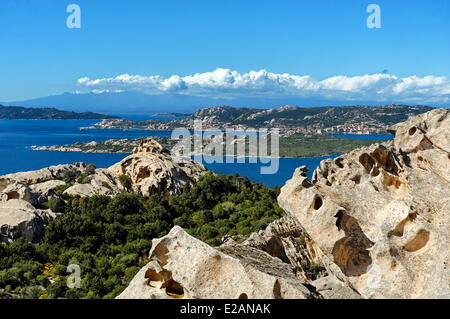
77;68;450;104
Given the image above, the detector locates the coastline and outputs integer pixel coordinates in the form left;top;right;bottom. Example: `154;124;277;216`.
30;146;341;159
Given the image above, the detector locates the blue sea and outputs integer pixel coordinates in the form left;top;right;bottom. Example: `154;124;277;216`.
0;119;392;188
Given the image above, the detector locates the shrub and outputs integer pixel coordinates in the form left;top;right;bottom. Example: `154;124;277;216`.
118;175;132;191
43;198;66;213
85;164;96;175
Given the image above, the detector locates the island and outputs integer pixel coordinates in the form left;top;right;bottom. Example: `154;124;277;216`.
31;133;386;158
0;105;119;120
80;104;434;134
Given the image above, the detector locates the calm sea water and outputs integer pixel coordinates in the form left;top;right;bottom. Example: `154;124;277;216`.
0;119;392;187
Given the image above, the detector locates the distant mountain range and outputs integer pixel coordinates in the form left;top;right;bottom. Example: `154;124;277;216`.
0;105;118;120
4;91;444;114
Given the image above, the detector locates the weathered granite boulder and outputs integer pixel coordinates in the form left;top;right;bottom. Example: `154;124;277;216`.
63;168;122;197
28;180;66;205
0;163;87;188
278;108;449;299
0;139;207;207
0;199;57;243
108;139;208;196
117;226;314;299
0;163;122;202
0;183;33;203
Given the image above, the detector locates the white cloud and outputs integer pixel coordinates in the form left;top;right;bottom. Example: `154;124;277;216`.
76;68;450;104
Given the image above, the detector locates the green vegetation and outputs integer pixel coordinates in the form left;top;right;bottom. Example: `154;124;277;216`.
41;133;386;158
118;175;132;191
277;134;381;157
0;173;284;299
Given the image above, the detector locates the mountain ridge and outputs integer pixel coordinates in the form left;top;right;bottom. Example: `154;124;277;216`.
4;91;447;114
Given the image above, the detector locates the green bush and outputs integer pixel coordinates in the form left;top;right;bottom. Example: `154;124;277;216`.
85;164;96;175
77;174;90;184
0;173;284;299
118;175;132;190
43;198;66;213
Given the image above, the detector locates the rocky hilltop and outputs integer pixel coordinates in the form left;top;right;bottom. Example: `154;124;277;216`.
108;139;207;196
119;108;448;299
0;139;207;243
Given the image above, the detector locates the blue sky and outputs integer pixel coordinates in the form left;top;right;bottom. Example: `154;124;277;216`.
0;0;449;105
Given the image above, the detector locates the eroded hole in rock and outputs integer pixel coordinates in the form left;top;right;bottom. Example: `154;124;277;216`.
145;268;163;281
312;195;323;210
370;166;380;177
359;153;375;174
238;293;249;299
392;213;417;237
409;127;417;136
301;179;312;188
162;278;184;298
332;211;374;276
332;238;372;277
350;174;361;184
138;167;151;180
370;146;398;175
381;172;409;198
259;236;290;264
334;210;345;230
145;268;164;287
403;229;430;252
334;157;344;168
151;242;170;266
6;191;19;200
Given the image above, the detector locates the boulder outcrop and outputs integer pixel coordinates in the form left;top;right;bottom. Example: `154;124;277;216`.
108;139;208;196
278;108;449;298
117;226;315;299
63;168;122;197
0;139;208;244
0;199;57;243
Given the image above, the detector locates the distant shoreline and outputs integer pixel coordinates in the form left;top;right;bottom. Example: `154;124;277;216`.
30;146;342;160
